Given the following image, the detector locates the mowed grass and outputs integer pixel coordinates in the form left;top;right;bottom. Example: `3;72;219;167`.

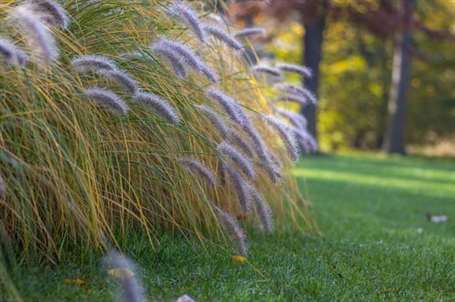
9;153;455;301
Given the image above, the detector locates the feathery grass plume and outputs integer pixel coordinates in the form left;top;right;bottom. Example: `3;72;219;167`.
206;88;248;126
264;116;299;161
224;163;252;214
194;104;228;138
9;5;59;65
293;127;318;153
203;25;243;51
214;206;247;256
218;141;255;179
133;92;180;124
274;108;308;130
242;125;282;183
154;38;218;83
28;0;70;29
251;65;282;78
274;83;317;104
72;55;117;73
234;27;266;38
0;38;28;66
228;130;255;158
167;1;205;43
218;160;227;186
275;94;310;107
84;87;129;115
277;63;312;78
103;250;147;302
100;69;139;95
150;44;187;78
248;184;273;233
178;158;216;187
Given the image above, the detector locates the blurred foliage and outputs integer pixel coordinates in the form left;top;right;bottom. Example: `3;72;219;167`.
264;0;455;151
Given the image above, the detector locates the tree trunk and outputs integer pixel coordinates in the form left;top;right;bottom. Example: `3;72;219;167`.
383;0;415;154
301;12;327;144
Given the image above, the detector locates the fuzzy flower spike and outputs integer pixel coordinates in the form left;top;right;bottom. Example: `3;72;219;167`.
27;0;70;29
204;25;243;51
178;158;216;187
248;184;274;233
150;43;187;78
84;87;129;115
234;27;266;39
103;250;147;302
72;55;117;73
167;1;205;42
0;38;28;66
274;107;308;130
9;5;59;66
274;83;317;104
194;104;229;138
206;88;249;126
99;69;139;95
277;63;312;78
264;115;299;161
218;141;255;179
214;206;248;256
252;64;282;79
133;92;180;124
153;38;218;83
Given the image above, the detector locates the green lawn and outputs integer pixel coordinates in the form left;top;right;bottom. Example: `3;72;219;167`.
9;153;455;301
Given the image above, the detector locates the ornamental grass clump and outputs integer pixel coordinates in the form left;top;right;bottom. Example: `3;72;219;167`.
0;0;315;273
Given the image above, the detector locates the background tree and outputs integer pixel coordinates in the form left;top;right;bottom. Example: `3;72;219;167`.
383;0;416;154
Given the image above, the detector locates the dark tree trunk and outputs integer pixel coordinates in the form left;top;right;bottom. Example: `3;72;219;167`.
383;0;415;154
301;12;327;144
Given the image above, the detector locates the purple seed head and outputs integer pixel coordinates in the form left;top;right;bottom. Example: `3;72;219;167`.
103;250;147;302
72;55;117;73
204;25;243;50
277;63;312;78
234;27;266;39
194;104;229;138
167;1;205;42
9;5;59;66
153;38;218;83
218;141;255;179
214;206;248;256
133;92;180;124
0;37;28;66
28;0;70;29
178;157;216;187
84;87;129;115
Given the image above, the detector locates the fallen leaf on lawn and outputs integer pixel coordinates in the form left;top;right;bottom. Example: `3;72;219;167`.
107;268;134;279
232;255;247;264
64;278;86;287
426;213;448;223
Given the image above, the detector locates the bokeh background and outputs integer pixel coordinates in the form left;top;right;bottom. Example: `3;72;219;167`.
219;0;454;156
